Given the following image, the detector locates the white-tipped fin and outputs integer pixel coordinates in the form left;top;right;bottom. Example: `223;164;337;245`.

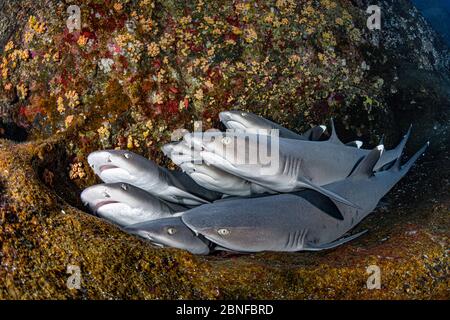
346;140;363;148
304;125;327;141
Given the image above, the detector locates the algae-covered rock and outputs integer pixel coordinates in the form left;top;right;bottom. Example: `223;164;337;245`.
0;0;448;299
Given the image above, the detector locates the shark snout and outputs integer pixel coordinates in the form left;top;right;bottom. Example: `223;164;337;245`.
219;111;232;122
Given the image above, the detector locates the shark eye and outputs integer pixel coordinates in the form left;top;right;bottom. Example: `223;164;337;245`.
103;192;110;198
120;184;128;191
241;112;246;117
221;137;231;145
123;153;131;159
167;227;177;235
217;228;230;236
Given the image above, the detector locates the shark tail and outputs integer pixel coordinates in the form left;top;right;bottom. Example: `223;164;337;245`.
391;142;429;174
375;125;412;170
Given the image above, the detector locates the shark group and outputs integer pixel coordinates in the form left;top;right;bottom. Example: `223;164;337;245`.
81;110;428;255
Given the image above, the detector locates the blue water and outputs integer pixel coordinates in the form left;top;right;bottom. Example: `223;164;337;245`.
411;0;450;46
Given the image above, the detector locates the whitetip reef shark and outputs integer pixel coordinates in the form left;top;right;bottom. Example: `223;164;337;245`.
180;143;428;252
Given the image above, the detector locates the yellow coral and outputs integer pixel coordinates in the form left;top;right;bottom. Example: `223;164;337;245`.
97;125;111;140
113;2;123;12
244;28;258;43
65;90;80;108
179;16;192;26
77;35;88;47
28;16;46;34
69;162;86;179
64;115;74;128
147;42;160;57
24;31;34;44
4;41;14;52
17;84;28;100
57;96;65;114
194;88;204;101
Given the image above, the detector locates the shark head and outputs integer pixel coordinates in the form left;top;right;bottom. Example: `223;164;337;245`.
181;200;271;253
87;150;160;187
125;217;211;255
219;110;272;131
80;182;173;227
197;131;277;175
179;161;251;196
162;141;201;166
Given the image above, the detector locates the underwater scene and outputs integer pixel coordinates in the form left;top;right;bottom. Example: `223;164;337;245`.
0;0;448;302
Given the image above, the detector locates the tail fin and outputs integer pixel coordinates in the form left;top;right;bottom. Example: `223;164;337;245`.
350;145;384;178
393;124;412;155
391;142;429;173
374;125;412;171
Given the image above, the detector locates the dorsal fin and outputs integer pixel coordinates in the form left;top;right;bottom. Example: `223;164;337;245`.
350;145;384;178
305;125;327;141
328;118;344;145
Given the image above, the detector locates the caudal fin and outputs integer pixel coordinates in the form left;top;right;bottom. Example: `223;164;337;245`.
375;125;412;170
391;142;429;175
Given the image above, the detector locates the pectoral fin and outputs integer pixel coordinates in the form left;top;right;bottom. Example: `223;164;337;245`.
304;230;367;251
297;189;344;220
297;177;361;209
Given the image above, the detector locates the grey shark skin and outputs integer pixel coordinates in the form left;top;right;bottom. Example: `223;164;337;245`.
326;119;412;171
182;143;428;253
219;110;326;141
87;150;221;205
163;140;274;196
179;161;254;196
189;123;412;203
80;183;184;227
220;112;407;170
192;132;360;207
125;217;211;255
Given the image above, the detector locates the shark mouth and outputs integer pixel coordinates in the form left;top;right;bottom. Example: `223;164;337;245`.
93;200;119;213
225;121;246;130
99;164;119;172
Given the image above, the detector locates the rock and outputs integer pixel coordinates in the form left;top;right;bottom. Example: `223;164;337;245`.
0;0;448;299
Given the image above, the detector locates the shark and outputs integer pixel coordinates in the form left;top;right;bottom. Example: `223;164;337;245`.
181;143;428;252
